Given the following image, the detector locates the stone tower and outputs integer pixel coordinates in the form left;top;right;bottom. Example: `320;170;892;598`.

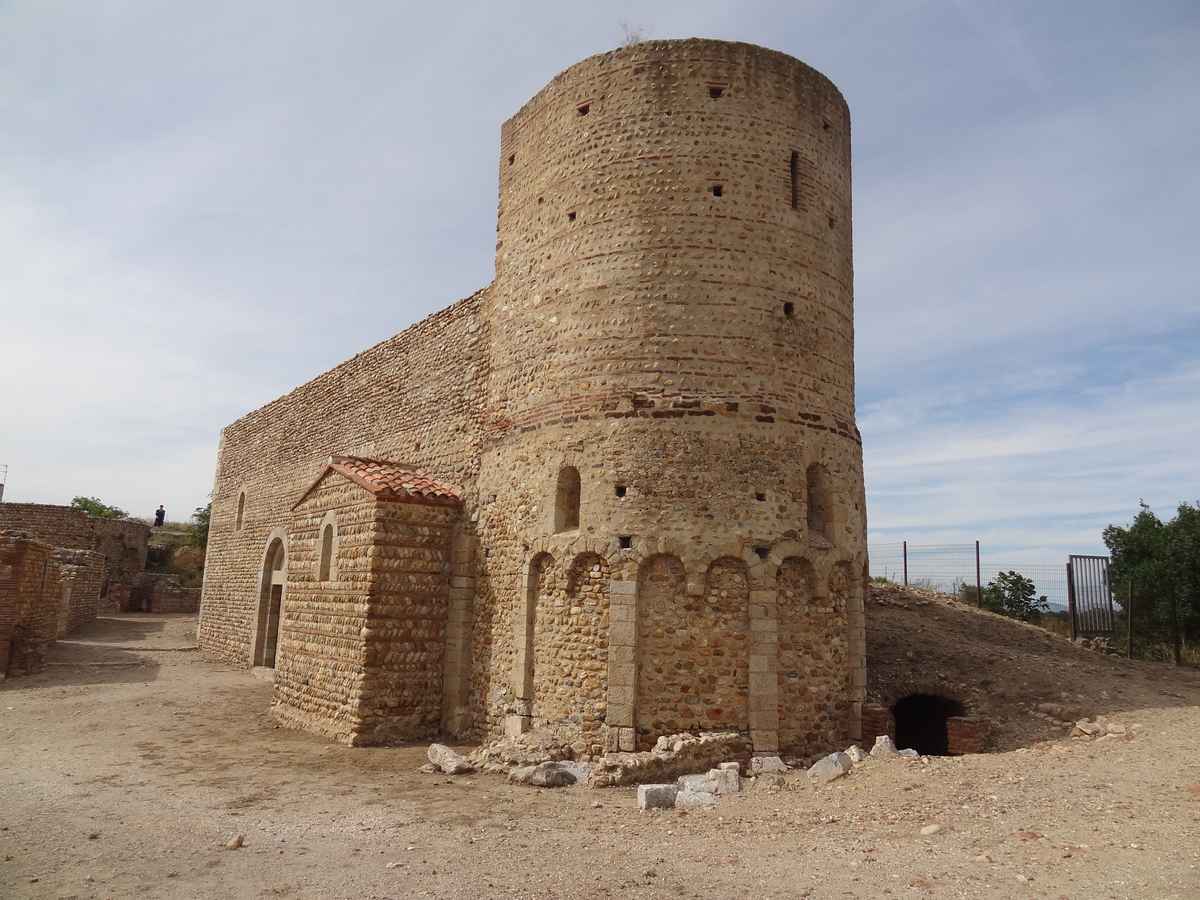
476;39;866;755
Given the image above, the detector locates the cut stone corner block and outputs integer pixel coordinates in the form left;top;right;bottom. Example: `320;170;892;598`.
751;728;779;753
504;714;532;738
636;783;679;810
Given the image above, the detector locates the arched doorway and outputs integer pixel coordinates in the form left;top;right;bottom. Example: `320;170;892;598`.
893;693;966;755
254;536;287;668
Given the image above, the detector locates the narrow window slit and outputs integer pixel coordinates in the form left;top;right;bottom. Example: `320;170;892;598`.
615;485;627;498
618;535;633;550
783;301;795;318
711;184;723;198
577;102;590;116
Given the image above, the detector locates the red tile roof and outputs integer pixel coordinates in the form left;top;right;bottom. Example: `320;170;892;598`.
292;455;462;510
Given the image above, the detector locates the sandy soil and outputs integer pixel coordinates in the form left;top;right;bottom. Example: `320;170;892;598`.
3;613;1200;899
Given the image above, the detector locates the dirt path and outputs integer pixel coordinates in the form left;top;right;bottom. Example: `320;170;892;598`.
2;614;1199;899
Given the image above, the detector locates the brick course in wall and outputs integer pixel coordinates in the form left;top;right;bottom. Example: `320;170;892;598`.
199;39;868;757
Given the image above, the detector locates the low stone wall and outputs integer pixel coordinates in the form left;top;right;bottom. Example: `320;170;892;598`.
130;573;200;613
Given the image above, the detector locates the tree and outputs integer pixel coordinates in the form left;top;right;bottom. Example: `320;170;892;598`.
981;570;1050;622
190;501;211;550
1106;501;1200;663
70;496;128;519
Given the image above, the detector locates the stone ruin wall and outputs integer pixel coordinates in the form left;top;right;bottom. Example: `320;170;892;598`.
0;503;149;609
0;504;95;551
92;518;150;588
51;548;107;635
474;40;866;753
198;291;488;666
0;531;62;676
130;573;200;613
198;39;867;760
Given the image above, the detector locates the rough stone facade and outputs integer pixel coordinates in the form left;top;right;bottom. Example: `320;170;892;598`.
199;39;867;757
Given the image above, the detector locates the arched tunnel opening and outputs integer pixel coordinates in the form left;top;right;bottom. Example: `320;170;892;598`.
893;694;967;756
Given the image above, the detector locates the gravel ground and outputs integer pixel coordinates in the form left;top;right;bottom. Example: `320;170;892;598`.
2;613;1199;899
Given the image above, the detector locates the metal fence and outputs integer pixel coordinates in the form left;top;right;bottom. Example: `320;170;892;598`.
867;541;1072;612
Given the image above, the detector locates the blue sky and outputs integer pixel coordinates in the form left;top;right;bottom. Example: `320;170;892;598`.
1;1;1197;566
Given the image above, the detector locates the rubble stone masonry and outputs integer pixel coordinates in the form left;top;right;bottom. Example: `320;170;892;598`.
199;39;867;757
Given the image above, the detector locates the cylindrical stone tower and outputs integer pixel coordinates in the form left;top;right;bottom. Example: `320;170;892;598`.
475;39;866;758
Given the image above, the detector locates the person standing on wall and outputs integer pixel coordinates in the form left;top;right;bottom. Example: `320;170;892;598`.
154;505;166;527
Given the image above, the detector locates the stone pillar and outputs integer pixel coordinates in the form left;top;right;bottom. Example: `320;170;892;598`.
847;579;867;741
507;566;535;737
604;578;637;752
441;533;476;737
748;587;780;752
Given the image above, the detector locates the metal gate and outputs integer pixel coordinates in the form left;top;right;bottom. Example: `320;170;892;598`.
1066;555;1114;639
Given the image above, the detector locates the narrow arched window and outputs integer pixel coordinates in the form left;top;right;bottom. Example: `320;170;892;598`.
806;463;833;541
554;466;581;532
235;492;246;531
319;523;334;581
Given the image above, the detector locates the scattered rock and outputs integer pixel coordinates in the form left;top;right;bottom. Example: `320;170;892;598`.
637;783;679;810
807;752;852;784
225;834;244;850
920;824;943;836
870;735;898;758
846;744;868;763
750;755;789;774
427;743;474;775
508;760;585;787
898;748;920;759
417;763;438;775
591;732;752;787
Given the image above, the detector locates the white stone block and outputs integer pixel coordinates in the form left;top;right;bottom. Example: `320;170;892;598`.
807;751;852;784
707;766;740;794
637;784;679;810
750;755;789;774
870;735;897;758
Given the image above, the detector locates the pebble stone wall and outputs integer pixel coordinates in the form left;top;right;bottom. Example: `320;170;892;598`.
199;39;867;758
270;471;458;745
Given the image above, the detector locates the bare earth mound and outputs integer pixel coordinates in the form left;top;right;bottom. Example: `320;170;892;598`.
866;583;1200;750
